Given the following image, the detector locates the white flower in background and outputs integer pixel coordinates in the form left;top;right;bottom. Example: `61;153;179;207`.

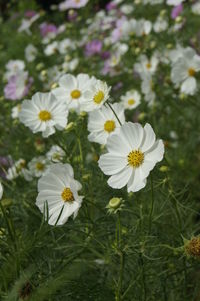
134;19;152;37
99;122;164;192
7;159;32;181
141;74;156;105
153;17;168;33
171;47;200;95
28;156;48;178
0;182;3;199
46;145;65;163
18;14;40;34
53;73;93;113
167;44;185;63
88;103;125;145
5;60;25;80
44;41;59;56
62;58;79;72
167;0;184;5
81;80;111;112
59;0;89;11
19;92;68;138
25;44;38;62
192;1;200;15
36;163;83;225
59;38;76;54
120;90;141;110
134;54;159;77
120;4;134;14
11;104;21;119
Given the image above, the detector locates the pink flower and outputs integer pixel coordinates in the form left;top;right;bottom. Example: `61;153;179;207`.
4;72;33;101
85;40;102;56
24;10;37;18
59;0;89;11
40;22;58;38
171;3;183;19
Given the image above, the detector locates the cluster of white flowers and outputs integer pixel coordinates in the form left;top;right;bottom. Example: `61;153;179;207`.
15;70;165;225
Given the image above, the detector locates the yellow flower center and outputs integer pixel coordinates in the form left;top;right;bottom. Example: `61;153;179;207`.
127;150;144;167
93;90;105;104
61;187;74;202
36;162;44;171
38;110;52;121
188;68;196;77
146;62;152;69
71;89;81;99
128;99;135;105
104;120;116;133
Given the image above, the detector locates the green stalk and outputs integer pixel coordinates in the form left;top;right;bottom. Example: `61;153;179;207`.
106;101;122;126
148;174;154;234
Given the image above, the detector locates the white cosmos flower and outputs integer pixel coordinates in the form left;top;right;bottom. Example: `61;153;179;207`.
44;41;59;56
36;163;83;226
88;103;125;145
25;44;38;62
5;60;25;80
19;92;68;138
0;182;3;199
141;74;156;105
171;47;200;95
28;156;49;178
81;80;111;112
192;1;200;15
167;0;184;5
46;145;65;163
7;159;32;181
53;73;93;113
120;90;141;110
98;122;164;192
134;54;159;77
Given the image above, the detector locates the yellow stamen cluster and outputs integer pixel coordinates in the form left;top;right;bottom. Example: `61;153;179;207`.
71;89;81;99
127;150;144;167
104;120;116;133
185;237;200;258
188;68;196;77
38;110;52;121
128;99;135;106
146;62;152;69
93;91;105;104
36;162;44;171
61;187;74;202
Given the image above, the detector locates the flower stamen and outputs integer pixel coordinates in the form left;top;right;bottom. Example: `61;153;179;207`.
38;110;52;121
71;89;81;99
104;120;116;133
93;90;105;104
127;150;144;167
61;187;74;202
188;68;196;77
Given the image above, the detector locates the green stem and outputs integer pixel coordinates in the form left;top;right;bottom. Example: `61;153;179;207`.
115;212;124;301
106;101;122;126
148;174;154;234
77;137;83;169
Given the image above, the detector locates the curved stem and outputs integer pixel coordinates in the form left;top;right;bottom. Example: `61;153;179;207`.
106;101;122;126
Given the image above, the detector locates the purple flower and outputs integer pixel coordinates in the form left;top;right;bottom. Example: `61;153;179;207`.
4;72;33;101
101;51;111;60
171;4;183;19
85;40;102;56
0;156;13;179
106;1;117;11
24;10;37;18
40;23;58;38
